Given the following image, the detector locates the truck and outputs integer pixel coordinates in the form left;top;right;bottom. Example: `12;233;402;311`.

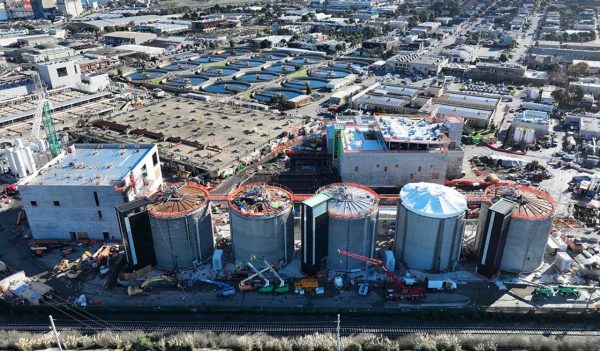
427;280;457;291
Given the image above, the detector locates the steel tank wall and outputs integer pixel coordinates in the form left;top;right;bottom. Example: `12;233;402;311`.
500;217;553;273
327;211;377;271
474;202;490;254
395;205;465;272
230;208;294;264
150;204;214;270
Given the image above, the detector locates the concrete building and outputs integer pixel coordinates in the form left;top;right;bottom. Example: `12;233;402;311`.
334;115;463;188
79;72;110;92
512;110;550;137
57;0;82;17
0;75;35;101
572;78;600;98
388;55;449;76
362;36;398;52
22;46;76;63
104;32;157;46
37;59;81;89
19;144;163;241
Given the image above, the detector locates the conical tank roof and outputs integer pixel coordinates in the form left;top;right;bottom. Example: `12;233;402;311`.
400;182;467;219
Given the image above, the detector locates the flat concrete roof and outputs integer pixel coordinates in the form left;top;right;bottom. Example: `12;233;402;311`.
81;97;302;176
22;144;155;186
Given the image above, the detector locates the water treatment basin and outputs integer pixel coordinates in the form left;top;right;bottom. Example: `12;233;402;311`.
125;69;166;81
309;67;351;79
236;71;279;83
160;61;200;71
162;75;209;89
201;67;240;77
283;77;329;90
192;55;227;64
203;81;250;95
264;64;299;74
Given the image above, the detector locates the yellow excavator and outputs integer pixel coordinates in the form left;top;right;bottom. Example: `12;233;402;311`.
128;275;175;296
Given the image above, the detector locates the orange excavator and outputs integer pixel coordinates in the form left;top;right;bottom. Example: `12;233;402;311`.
337;249;425;301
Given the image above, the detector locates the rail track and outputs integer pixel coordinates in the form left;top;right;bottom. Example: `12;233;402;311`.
2;320;600;337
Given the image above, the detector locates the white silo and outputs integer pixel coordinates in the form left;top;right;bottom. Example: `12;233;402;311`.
395;182;468;272
524;128;536;145
513;127;524;143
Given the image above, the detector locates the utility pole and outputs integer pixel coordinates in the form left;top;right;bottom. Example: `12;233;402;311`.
49;315;64;351
336;314;341;351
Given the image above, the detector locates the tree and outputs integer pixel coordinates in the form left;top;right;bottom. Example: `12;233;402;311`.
571;86;585;103
305;83;312;95
552;88;569;107
499;52;509;62
229;40;235;49
569;62;590;76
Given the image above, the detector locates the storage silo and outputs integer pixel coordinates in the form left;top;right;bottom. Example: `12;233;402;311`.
395;182;468;272
148;183;214;270
480;184;555;273
228;183;294;265
320;183;379;272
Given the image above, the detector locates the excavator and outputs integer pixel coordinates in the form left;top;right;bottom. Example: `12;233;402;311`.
200;279;235;297
338;249;425;301
128;275;175;296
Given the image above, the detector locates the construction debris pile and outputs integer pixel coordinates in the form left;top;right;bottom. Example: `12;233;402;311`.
472;156;552;183
229;184;291;215
573;201;600;227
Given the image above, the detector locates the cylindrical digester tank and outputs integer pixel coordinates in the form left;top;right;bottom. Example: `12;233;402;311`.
148;183;214;270
482;184;555;273
320;183;379;272
395;182;468;272
228;183;294;265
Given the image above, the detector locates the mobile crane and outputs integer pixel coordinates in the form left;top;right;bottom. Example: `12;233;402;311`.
338;249;425;301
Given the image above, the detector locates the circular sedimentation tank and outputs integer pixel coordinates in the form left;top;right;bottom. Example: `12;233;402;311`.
331;60;369;70
287;55;324;66
229;58;266;68
264;63;298;74
220;48;253;57
319;183;379;272
228;183;294;264
192;55;226;63
125;69;166;81
395;182;468;272
254;88;304;104
148;183;214;270
201;67;240;77
162;75;208;89
309;67;351;79
160;61;200;71
258;52;288;61
283;77;329;90
236;71;279;83
480;184;556;273
202;80;250;94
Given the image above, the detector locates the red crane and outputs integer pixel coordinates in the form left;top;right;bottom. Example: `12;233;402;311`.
337;249;425;301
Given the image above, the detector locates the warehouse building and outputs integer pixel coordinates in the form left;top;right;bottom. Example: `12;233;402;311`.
104;32;157;46
19;144;163;241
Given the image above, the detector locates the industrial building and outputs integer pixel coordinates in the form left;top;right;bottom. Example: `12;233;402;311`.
333;115;464;188
228;183;294;265
395;182;467;272
475;184;556;274
37;59;81;89
19;144;163;241
104;32;157;46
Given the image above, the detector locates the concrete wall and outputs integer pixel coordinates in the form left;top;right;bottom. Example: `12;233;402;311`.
37;60;81;89
20;184;127;240
340;150;448;187
446;148;464;179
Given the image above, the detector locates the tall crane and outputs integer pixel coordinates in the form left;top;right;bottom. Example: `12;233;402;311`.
29;72;60;157
338;249;425;301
